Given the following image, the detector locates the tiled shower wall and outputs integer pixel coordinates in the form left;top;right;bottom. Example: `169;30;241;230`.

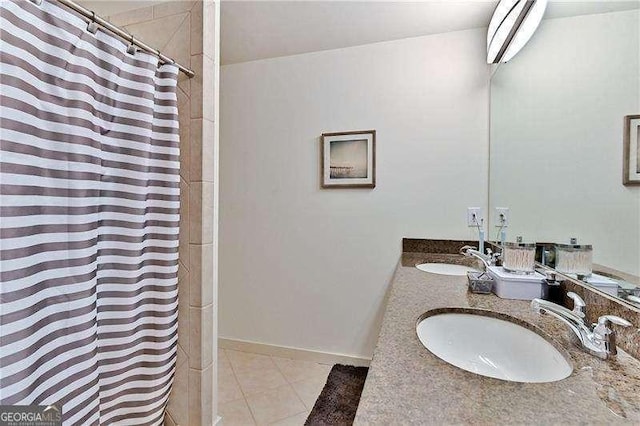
105;2;218;424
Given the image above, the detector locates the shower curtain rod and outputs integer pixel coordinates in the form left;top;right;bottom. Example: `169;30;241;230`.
41;0;196;78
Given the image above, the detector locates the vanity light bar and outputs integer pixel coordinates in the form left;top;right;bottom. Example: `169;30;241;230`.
487;0;527;58
487;0;548;64
493;0;535;62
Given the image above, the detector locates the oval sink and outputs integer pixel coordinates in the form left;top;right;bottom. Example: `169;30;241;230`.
416;309;572;383
416;263;478;276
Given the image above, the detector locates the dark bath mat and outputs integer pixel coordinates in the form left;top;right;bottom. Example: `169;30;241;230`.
305;364;369;426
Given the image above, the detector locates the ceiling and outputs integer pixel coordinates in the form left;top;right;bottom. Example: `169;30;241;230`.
221;1;640;64
77;1;640;65
222;1;497;64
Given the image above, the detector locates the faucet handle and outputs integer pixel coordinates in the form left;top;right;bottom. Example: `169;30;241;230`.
459;245;476;256
593;315;632;358
597;315;632;328
567;292;586;318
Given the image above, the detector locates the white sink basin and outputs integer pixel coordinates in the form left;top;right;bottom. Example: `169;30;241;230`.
416;309;572;383
416;263;478;276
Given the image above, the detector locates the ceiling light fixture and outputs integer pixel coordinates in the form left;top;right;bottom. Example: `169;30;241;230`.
487;0;548;64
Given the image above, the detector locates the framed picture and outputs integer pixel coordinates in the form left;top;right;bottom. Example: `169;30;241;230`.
321;130;376;188
623;115;640;186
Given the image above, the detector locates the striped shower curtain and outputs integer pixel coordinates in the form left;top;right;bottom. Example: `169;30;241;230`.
1;0;180;424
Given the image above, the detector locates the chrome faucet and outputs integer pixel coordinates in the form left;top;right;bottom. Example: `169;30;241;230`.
459;245;499;269
531;292;632;359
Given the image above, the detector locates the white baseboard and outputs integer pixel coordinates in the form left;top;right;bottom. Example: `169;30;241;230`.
218;337;371;367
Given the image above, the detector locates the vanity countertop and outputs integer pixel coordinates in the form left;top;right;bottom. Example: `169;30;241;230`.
354;252;640;425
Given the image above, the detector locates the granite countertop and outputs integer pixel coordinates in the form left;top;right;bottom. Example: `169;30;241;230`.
354;253;640;425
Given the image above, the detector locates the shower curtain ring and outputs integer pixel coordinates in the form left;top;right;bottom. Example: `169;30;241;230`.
87;11;99;34
127;34;137;55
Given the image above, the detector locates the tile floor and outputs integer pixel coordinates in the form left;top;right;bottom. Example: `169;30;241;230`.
218;349;333;425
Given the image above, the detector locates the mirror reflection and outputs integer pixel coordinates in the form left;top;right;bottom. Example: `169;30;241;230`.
489;5;640;306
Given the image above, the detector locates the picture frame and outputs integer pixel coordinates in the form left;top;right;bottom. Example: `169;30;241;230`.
321;130;376;189
623;115;640;186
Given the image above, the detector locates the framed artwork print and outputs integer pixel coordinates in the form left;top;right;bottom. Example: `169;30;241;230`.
321;130;376;188
623;115;640;186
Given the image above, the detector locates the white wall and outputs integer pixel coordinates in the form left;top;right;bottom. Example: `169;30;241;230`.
220;28;490;358
490;10;640;276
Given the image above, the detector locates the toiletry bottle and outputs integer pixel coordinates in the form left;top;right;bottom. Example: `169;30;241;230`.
541;271;551;300
550;277;565;305
541;271;563;304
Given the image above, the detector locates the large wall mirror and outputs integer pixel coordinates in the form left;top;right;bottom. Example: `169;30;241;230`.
489;4;640;306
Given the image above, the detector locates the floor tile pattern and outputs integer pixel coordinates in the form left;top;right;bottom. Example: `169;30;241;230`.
218;349;332;425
